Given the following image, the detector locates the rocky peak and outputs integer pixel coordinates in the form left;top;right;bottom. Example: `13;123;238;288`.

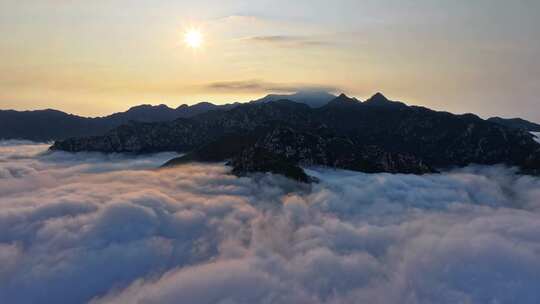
251;91;336;108
127;104;172;112
327;93;358;106
363;92;406;108
365;92;389;103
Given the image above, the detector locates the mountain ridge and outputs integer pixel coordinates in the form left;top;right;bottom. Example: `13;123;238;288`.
0;91;341;141
488;117;540;132
51;93;540;182
0;102;238;141
250;90;337;108
4;92;540;142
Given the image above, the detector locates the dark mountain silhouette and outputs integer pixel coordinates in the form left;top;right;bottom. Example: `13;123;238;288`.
363;92;407;108
251;90;337;108
51;93;540;182
488;117;540;132
0;109;101;142
0;102;238;142
325;93;360;107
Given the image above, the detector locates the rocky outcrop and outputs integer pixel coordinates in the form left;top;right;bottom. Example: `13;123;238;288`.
228;148;314;183
239;126;435;174
51;119;214;153
162;125;435;182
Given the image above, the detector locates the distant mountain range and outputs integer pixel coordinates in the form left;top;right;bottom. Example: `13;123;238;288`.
50;92;540;182
0;102;237;142
0;91;341;142
4;91;540;142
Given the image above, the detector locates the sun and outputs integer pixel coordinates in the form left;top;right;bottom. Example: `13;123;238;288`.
184;29;203;49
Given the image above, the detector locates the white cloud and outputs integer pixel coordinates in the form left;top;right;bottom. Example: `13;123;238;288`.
1;142;540;303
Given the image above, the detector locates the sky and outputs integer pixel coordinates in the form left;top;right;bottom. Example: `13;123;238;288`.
0;0;539;121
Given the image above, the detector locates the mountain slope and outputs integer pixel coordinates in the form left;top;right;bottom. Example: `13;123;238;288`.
0;109;105;142
51;93;540;181
488;117;540;132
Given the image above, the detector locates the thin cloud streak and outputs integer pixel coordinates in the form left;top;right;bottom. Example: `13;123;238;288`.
241;35;332;47
203;79;340;94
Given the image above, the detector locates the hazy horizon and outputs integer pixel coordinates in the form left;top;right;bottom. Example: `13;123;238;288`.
1;90;538;123
1;1;539;120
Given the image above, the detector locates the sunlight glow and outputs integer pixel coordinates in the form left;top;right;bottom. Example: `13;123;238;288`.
184;29;203;49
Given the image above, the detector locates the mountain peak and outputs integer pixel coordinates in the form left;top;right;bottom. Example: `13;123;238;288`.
363;92;406;108
365;92;390;103
335;93;356;102
252;91;336;108
325;93;358;107
193;102;215;107
127;104;172;111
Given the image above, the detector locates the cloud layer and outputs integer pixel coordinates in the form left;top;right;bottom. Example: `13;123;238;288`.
1;142;540;304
